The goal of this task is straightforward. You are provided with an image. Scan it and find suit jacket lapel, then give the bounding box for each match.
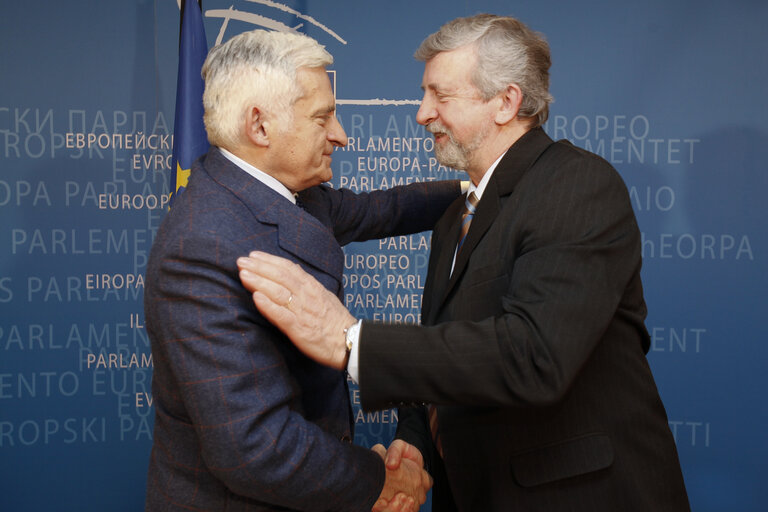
[422,197,464,323]
[430,128,555,312]
[269,201,344,281]
[203,148,343,280]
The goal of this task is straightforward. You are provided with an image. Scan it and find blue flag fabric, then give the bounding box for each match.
[170,0,209,206]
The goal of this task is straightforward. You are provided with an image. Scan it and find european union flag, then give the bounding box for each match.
[170,0,209,206]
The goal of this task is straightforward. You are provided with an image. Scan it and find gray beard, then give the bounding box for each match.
[429,123,487,171]
[434,137,470,170]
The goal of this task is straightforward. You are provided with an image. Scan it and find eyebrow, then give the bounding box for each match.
[422,83,455,95]
[312,105,336,118]
[422,83,482,100]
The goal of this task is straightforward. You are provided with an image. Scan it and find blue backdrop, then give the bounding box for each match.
[1,1,766,510]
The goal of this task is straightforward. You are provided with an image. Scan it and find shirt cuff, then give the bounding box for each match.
[346,319,362,383]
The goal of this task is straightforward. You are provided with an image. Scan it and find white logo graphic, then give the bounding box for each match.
[179,0,420,106]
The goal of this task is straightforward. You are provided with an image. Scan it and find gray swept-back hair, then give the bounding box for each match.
[201,30,332,149]
[415,14,553,127]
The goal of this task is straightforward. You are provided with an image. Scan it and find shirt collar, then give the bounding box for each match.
[468,151,506,200]
[219,147,296,204]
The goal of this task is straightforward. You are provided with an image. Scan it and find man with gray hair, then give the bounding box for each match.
[144,29,457,511]
[237,14,691,511]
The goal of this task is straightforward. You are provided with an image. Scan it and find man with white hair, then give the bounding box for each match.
[144,29,454,511]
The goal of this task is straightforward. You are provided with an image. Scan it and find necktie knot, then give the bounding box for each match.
[463,191,479,216]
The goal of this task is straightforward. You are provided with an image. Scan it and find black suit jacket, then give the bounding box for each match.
[358,128,690,511]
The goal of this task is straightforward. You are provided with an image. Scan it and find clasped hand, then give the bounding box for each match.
[372,440,432,512]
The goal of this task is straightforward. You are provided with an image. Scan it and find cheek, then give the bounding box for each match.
[439,108,464,133]
[453,114,485,140]
[313,131,328,160]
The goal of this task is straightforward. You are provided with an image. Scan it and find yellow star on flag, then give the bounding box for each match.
[176,162,191,191]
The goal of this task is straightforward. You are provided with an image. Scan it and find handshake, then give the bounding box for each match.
[371,440,433,512]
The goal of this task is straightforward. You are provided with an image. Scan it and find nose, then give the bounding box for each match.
[328,115,347,148]
[415,92,436,126]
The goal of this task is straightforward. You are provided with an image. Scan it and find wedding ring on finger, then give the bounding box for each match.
[286,294,294,309]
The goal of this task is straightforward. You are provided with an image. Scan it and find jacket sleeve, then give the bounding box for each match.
[146,228,384,511]
[394,405,440,474]
[299,180,462,245]
[357,151,646,411]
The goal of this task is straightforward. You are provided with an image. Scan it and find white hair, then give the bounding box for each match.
[201,30,332,148]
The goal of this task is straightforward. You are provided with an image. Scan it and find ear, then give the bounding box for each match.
[244,106,270,147]
[495,84,523,125]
